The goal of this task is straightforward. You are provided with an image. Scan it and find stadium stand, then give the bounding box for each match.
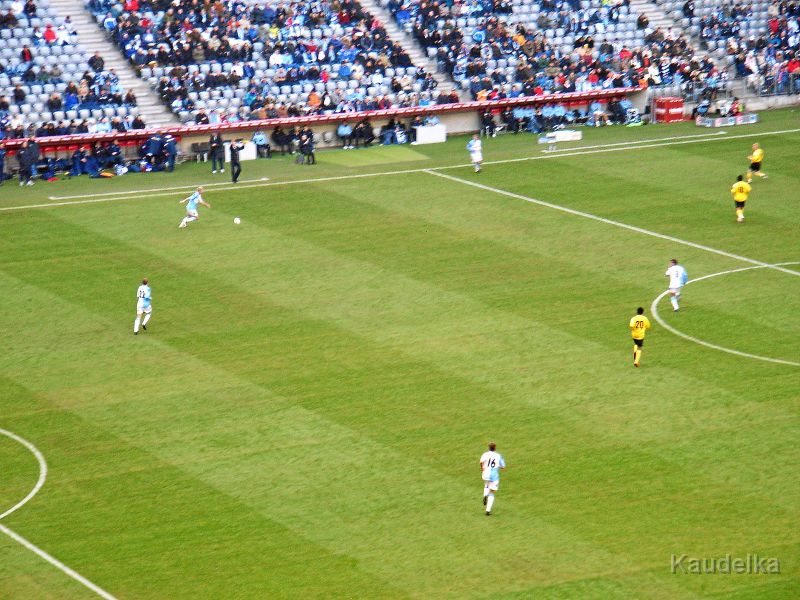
[661,0,800,96]
[85,0,453,124]
[0,0,146,140]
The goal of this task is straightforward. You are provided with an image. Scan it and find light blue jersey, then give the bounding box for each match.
[136,284,151,308]
[186,191,202,212]
[467,139,481,153]
[480,451,505,482]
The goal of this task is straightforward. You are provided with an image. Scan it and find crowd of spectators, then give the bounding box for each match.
[0,1,145,140]
[89,0,456,123]
[725,1,800,94]
[387,0,721,103]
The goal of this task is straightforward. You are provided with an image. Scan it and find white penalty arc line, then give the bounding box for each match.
[425,170,800,279]
[5,124,798,211]
[0,428,47,521]
[0,429,119,600]
[650,262,800,366]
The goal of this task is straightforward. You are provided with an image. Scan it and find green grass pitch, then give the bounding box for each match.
[0,108,798,599]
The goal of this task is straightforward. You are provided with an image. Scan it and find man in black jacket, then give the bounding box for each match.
[229,138,244,183]
[17,140,34,186]
[209,131,224,173]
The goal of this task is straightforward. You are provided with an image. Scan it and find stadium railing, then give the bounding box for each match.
[2,88,642,157]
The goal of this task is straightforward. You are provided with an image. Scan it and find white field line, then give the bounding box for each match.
[49,176,270,200]
[545,130,727,153]
[650,263,800,366]
[0,429,47,521]
[0,524,119,600]
[3,124,795,211]
[46,129,730,201]
[0,428,119,600]
[425,170,800,279]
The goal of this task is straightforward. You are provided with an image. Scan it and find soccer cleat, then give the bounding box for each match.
[485,511,491,516]
[134,331,138,335]
[142,324,147,331]
[212,170,217,174]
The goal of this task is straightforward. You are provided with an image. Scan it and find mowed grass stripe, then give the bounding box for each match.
[0,229,659,597]
[0,209,752,596]
[34,180,796,588]
[1,115,797,598]
[0,276,414,599]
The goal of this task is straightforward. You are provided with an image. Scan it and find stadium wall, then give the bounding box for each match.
[3,88,646,159]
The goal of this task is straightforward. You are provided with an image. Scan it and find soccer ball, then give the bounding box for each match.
[233,217,241,225]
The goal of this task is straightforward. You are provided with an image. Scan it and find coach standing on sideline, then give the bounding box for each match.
[230,138,244,183]
[209,131,224,174]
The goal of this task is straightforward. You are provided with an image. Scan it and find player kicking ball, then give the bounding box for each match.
[665,258,688,312]
[467,134,483,173]
[178,186,211,228]
[480,442,506,516]
[629,307,651,367]
[134,278,152,335]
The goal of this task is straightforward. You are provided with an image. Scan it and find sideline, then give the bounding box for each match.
[0,124,795,211]
[649,263,800,366]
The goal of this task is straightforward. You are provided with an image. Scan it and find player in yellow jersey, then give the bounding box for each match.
[731,175,751,222]
[746,143,767,183]
[629,307,651,367]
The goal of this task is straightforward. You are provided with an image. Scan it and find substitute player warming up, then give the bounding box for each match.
[134,278,152,335]
[179,187,211,228]
[629,307,651,367]
[480,442,506,516]
[731,175,751,223]
[665,258,688,312]
[746,143,767,183]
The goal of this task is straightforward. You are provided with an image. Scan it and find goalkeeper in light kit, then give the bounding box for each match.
[731,175,751,223]
[746,143,767,183]
[629,307,651,367]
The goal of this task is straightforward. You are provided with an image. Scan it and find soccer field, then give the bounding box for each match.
[1,109,798,599]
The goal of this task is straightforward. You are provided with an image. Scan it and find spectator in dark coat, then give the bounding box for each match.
[209,131,224,173]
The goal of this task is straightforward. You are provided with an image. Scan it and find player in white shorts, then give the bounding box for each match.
[480,442,506,516]
[664,258,688,312]
[467,134,483,173]
[134,278,152,335]
[179,186,211,228]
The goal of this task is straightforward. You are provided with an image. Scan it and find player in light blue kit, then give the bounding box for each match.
[665,258,689,312]
[466,134,483,173]
[480,442,506,516]
[178,186,211,228]
[134,277,152,335]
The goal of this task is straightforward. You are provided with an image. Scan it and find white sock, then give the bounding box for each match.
[483,485,490,498]
[134,316,141,333]
[671,295,679,310]
[486,495,495,512]
[179,217,187,227]
[142,313,151,326]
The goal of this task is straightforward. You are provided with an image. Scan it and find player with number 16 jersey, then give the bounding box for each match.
[480,442,506,516]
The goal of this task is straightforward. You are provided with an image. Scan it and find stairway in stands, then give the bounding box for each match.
[48,0,178,128]
[357,0,469,100]
[628,0,678,33]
